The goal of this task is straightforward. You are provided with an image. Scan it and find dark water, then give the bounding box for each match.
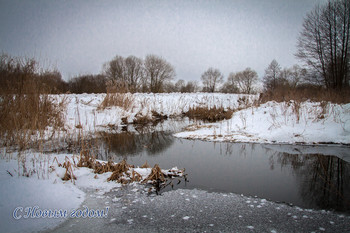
[95,123,350,213]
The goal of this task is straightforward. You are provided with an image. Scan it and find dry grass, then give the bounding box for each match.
[98,80,134,111]
[77,147,96,169]
[98,93,135,111]
[76,149,142,184]
[75,148,186,194]
[0,55,66,151]
[0,87,66,150]
[291,101,301,123]
[142,164,165,183]
[142,164,188,194]
[133,113,153,125]
[52,156,77,182]
[184,106,234,122]
[260,86,350,104]
[106,160,133,182]
[141,160,151,168]
[151,111,168,120]
[61,157,77,181]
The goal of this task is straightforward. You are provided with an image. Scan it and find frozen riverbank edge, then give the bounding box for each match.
[1,93,350,232]
[48,93,349,146]
[1,151,350,233]
[0,152,183,233]
[46,186,350,233]
[174,101,350,146]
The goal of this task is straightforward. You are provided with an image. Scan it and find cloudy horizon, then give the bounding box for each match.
[0,0,326,81]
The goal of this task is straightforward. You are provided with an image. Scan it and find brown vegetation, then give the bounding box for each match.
[98,93,134,111]
[184,106,234,122]
[0,54,66,149]
[67,74,107,94]
[132,114,153,125]
[260,85,350,104]
[75,150,185,193]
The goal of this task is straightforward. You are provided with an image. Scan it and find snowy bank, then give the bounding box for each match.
[0,152,183,233]
[52,93,257,134]
[0,153,85,233]
[175,101,350,145]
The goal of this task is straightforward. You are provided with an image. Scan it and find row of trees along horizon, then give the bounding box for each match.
[0,0,349,99]
[0,53,306,94]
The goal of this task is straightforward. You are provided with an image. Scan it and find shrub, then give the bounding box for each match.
[184,106,233,122]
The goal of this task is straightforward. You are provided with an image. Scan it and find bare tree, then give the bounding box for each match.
[175,79,185,92]
[263,59,282,91]
[273,65,308,88]
[220,74,239,93]
[103,55,145,92]
[229,67,258,94]
[296,0,350,90]
[124,56,144,92]
[68,74,107,94]
[144,54,175,93]
[201,68,224,92]
[39,69,67,93]
[183,81,200,93]
[103,55,125,82]
[286,65,307,88]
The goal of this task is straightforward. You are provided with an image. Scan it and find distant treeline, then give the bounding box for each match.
[0,52,349,103]
[0,53,195,94]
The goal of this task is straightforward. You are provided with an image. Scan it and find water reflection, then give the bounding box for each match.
[95,124,350,212]
[280,154,350,211]
[304,155,350,211]
[264,144,350,211]
[98,131,174,160]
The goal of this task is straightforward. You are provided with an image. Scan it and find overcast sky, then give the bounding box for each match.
[0,0,326,81]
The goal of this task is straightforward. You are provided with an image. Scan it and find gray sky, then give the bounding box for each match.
[0,0,325,81]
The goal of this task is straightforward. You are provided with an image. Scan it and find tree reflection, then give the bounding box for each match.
[98,131,174,160]
[301,155,350,211]
[270,152,350,212]
[144,132,174,155]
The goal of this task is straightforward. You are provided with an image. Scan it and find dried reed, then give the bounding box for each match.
[184,106,234,122]
[98,93,134,111]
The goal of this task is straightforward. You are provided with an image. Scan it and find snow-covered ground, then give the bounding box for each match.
[52,93,349,145]
[0,153,82,233]
[0,152,183,233]
[53,93,257,134]
[175,101,350,145]
[2,152,349,233]
[1,93,350,232]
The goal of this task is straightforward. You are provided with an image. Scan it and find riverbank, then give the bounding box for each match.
[0,152,184,233]
[2,151,349,233]
[1,93,350,232]
[56,93,350,145]
[175,101,350,145]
